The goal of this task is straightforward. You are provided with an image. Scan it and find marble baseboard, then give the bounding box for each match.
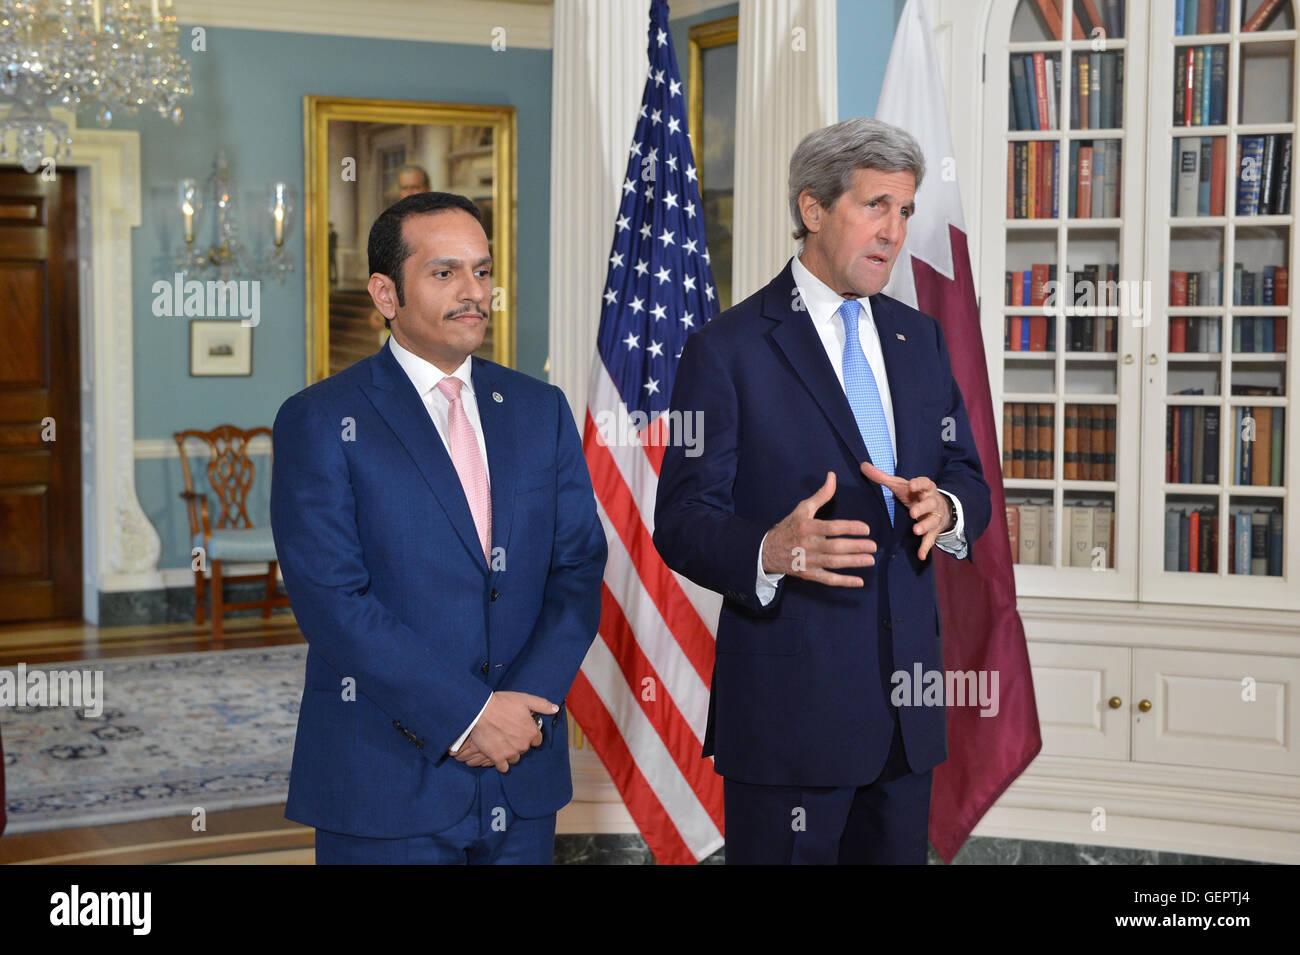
[552,834,1266,865]
[99,580,292,626]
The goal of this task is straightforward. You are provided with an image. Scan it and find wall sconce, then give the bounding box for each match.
[174,152,295,282]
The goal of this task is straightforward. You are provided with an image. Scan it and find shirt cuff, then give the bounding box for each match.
[450,693,492,753]
[756,530,786,607]
[935,488,968,558]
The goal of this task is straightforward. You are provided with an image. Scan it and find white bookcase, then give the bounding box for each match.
[981,0,1298,610]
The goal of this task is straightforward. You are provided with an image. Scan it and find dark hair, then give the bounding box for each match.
[368,191,482,327]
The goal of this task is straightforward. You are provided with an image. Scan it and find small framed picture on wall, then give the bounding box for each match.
[190,320,253,376]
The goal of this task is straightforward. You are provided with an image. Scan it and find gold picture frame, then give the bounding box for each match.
[688,16,738,310]
[687,15,738,198]
[303,96,518,383]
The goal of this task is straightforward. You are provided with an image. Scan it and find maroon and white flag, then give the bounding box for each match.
[878,0,1042,863]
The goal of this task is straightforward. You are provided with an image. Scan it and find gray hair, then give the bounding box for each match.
[788,118,925,240]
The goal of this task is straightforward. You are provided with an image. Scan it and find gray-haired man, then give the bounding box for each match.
[653,117,991,864]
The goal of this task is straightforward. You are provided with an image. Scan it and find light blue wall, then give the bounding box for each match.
[116,27,551,570]
[837,0,906,119]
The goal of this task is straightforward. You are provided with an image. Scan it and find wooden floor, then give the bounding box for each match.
[0,613,312,864]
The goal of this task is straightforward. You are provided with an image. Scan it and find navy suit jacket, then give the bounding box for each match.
[653,261,990,787]
[270,343,606,837]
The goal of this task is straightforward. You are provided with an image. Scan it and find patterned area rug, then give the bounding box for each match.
[0,645,305,834]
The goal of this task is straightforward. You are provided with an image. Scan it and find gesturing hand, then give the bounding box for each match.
[860,462,953,561]
[467,691,552,773]
[760,471,877,587]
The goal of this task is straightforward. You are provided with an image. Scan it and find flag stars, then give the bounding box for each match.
[705,285,715,301]
[616,214,631,232]
[644,184,655,202]
[659,228,675,247]
[654,68,665,86]
[683,238,698,255]
[629,295,645,314]
[667,116,681,135]
[629,140,642,157]
[634,258,649,276]
[639,104,647,118]
[685,164,697,183]
[640,222,653,240]
[650,303,667,321]
[610,251,625,269]
[669,78,681,97]
[683,274,696,293]
[656,27,667,47]
[702,248,710,264]
[681,311,695,328]
[654,265,671,285]
[648,340,664,358]
[644,377,661,395]
[622,178,636,195]
[603,288,618,306]
[664,191,678,210]
[623,332,640,351]
[684,201,696,219]
[666,155,678,173]
[651,108,662,126]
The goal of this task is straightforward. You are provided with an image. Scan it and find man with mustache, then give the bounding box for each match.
[271,191,606,864]
[654,118,991,864]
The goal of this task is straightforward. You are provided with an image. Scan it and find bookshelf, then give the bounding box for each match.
[983,0,1298,610]
[985,0,1146,599]
[1141,0,1298,606]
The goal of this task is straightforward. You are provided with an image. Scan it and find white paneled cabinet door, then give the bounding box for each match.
[1027,641,1131,759]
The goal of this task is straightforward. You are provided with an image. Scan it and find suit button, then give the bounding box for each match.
[481,661,489,675]
[881,619,893,631]
[393,719,402,731]
[490,588,500,601]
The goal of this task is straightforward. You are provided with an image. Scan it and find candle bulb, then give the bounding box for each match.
[92,0,100,31]
[273,204,285,246]
[182,201,194,243]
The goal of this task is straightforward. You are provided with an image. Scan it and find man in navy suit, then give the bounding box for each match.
[654,118,990,864]
[271,192,606,864]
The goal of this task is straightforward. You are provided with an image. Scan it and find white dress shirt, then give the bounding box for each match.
[387,335,492,752]
[755,252,967,605]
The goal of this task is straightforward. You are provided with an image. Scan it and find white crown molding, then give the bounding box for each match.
[173,0,553,49]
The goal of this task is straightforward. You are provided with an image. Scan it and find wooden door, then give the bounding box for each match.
[0,168,81,622]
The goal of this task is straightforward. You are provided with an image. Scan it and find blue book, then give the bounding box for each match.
[1024,56,1039,131]
[1240,406,1254,484]
[1178,512,1190,571]
[1268,511,1283,576]
[1179,405,1194,482]
[1243,313,1255,350]
[1210,47,1226,125]
[1198,137,1213,214]
[1197,47,1210,125]
[1238,137,1266,214]
[1069,140,1079,217]
[1011,55,1031,130]
[1263,265,1275,305]
[1092,145,1106,218]
[1023,271,1032,306]
[1176,0,1185,36]
[1052,141,1060,218]
[1186,0,1198,34]
[1262,317,1275,353]
[1234,511,1251,574]
[1021,313,1031,349]
[1214,0,1228,33]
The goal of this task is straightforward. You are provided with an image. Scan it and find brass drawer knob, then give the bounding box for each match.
[1108,696,1122,709]
[1138,699,1152,713]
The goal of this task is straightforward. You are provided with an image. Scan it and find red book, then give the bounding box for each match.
[1033,52,1050,130]
[1039,141,1052,218]
[1243,0,1285,32]
[1029,315,1048,350]
[1210,137,1226,215]
[1010,315,1024,348]
[1170,271,1188,306]
[1184,49,1195,125]
[1170,316,1187,352]
[1012,272,1024,306]
[1276,317,1287,352]
[1188,510,1200,570]
[1031,263,1050,306]
[1077,146,1093,217]
[1199,0,1213,33]
[1275,266,1288,305]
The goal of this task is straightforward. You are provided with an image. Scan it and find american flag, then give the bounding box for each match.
[567,0,725,865]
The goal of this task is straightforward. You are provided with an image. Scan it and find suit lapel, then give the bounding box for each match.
[471,357,516,565]
[360,344,487,571]
[765,263,893,523]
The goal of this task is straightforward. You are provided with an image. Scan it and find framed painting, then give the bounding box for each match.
[688,15,737,311]
[303,96,517,382]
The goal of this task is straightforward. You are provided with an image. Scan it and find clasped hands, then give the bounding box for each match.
[449,690,557,773]
[760,463,953,585]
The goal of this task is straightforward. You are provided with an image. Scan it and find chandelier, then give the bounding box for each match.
[0,0,191,173]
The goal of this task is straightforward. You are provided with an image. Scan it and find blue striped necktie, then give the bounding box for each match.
[838,298,895,524]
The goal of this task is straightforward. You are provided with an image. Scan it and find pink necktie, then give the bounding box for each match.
[436,377,491,562]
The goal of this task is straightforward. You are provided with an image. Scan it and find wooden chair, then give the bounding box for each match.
[174,424,289,641]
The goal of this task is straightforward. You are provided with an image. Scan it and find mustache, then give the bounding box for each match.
[445,305,489,321]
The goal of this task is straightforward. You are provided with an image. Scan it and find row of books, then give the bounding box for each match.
[1237,135,1293,215]
[1001,403,1117,480]
[1176,0,1289,34]
[1011,52,1126,132]
[1007,501,1115,568]
[1170,268,1222,306]
[1232,404,1286,486]
[1004,140,1123,218]
[1172,46,1227,126]
[1232,264,1289,305]
[1027,0,1125,40]
[1005,264,1121,306]
[1168,315,1290,351]
[1171,137,1226,216]
[1004,315,1122,353]
[1166,406,1221,484]
[1163,505,1283,575]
